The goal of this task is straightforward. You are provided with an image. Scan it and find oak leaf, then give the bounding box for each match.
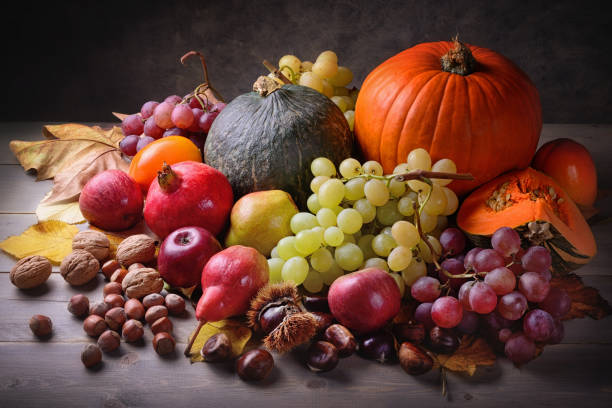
[435,336,496,376]
[551,273,612,320]
[186,319,252,363]
[0,220,79,265]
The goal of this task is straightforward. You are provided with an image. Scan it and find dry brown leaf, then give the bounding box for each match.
[186,319,252,363]
[551,273,612,320]
[0,220,79,265]
[112,112,130,121]
[435,336,496,376]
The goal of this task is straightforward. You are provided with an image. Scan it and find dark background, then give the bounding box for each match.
[3,0,611,122]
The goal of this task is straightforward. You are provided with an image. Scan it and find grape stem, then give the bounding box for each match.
[181,51,225,103]
[342,170,473,184]
[262,60,292,84]
[279,65,298,83]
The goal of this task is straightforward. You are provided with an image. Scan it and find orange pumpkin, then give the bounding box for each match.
[354,39,542,195]
[532,138,597,207]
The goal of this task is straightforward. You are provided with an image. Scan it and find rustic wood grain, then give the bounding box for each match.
[0,124,611,407]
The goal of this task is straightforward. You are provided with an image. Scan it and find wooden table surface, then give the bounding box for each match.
[1,123,611,408]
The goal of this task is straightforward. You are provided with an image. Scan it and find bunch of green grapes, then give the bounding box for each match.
[274,51,358,130]
[267,148,460,295]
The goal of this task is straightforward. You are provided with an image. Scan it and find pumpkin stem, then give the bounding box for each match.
[262,60,292,84]
[253,76,283,97]
[181,51,225,102]
[157,162,181,193]
[440,36,477,76]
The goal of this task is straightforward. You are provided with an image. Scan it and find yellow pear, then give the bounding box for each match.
[225,190,298,256]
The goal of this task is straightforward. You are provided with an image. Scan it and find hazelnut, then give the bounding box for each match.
[10,255,52,289]
[101,260,120,280]
[128,263,145,271]
[122,268,164,299]
[89,302,110,318]
[201,333,231,362]
[81,344,102,368]
[124,298,145,320]
[165,294,186,316]
[105,307,127,331]
[122,319,144,342]
[399,342,433,375]
[306,341,339,372]
[97,330,121,352]
[153,332,175,355]
[151,317,173,335]
[29,314,52,337]
[103,282,123,297]
[236,349,274,381]
[83,315,108,337]
[67,294,90,317]
[72,230,110,261]
[104,293,125,308]
[60,250,100,286]
[145,305,168,324]
[393,323,426,345]
[323,324,357,358]
[143,293,165,309]
[110,268,128,284]
[116,234,156,266]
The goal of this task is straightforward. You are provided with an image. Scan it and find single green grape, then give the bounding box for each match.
[278,55,301,79]
[323,226,344,247]
[337,208,363,234]
[317,50,338,64]
[362,160,383,176]
[270,246,279,258]
[391,220,419,248]
[307,194,322,214]
[389,179,406,198]
[394,163,410,174]
[441,187,459,215]
[310,247,334,273]
[311,157,336,177]
[339,158,362,178]
[371,234,397,257]
[389,272,406,297]
[310,175,330,194]
[407,148,431,171]
[329,66,353,87]
[344,110,355,131]
[431,158,457,186]
[299,72,324,93]
[364,179,389,207]
[397,195,416,216]
[294,229,322,255]
[401,258,427,286]
[353,198,376,223]
[419,211,437,233]
[334,243,363,271]
[387,246,413,272]
[281,256,309,285]
[364,257,389,272]
[381,226,393,235]
[321,79,334,98]
[312,59,338,79]
[419,184,447,216]
[344,177,365,201]
[290,212,318,234]
[331,96,349,112]
[277,236,302,260]
[376,199,403,226]
[311,226,325,243]
[318,179,345,208]
[268,258,285,283]
[303,269,324,293]
[316,208,337,228]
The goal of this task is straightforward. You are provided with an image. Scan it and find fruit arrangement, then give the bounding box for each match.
[3,40,610,394]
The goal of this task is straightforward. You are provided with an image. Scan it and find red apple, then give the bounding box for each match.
[157,226,222,288]
[328,268,401,334]
[79,169,143,231]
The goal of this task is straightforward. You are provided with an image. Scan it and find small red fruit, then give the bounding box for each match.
[79,170,143,231]
[144,161,233,239]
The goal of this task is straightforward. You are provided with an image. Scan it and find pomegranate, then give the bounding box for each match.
[79,170,143,231]
[144,161,233,238]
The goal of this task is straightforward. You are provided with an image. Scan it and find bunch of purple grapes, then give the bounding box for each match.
[119,94,227,156]
[410,226,570,366]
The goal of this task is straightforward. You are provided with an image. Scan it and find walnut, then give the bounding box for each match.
[122,267,163,299]
[10,255,52,289]
[60,250,100,286]
[116,234,156,266]
[72,230,110,261]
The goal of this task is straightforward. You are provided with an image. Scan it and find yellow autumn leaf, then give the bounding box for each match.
[0,220,79,265]
[187,319,252,363]
[435,336,496,376]
[36,191,86,224]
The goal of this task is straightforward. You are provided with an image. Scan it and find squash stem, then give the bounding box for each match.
[440,36,477,76]
[262,60,292,84]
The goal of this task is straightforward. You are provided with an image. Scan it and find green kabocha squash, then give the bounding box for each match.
[204,77,353,207]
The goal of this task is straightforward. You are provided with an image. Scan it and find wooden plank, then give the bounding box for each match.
[0,341,610,408]
[0,166,52,213]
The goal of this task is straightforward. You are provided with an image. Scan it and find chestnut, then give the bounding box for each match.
[143,293,165,309]
[399,342,433,375]
[83,315,108,337]
[101,260,120,280]
[306,341,339,372]
[81,343,102,368]
[105,307,127,331]
[29,314,52,337]
[164,294,186,316]
[104,293,125,309]
[89,302,110,318]
[324,324,356,358]
[153,332,175,355]
[103,282,123,297]
[311,312,334,332]
[122,319,144,342]
[124,298,145,320]
[357,332,396,363]
[201,333,231,362]
[236,349,274,381]
[98,330,121,352]
[145,305,168,324]
[393,322,426,345]
[428,326,459,354]
[302,295,330,313]
[151,317,173,335]
[67,294,90,317]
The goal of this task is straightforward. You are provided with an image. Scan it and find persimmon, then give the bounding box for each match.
[532,138,597,207]
[128,136,202,192]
